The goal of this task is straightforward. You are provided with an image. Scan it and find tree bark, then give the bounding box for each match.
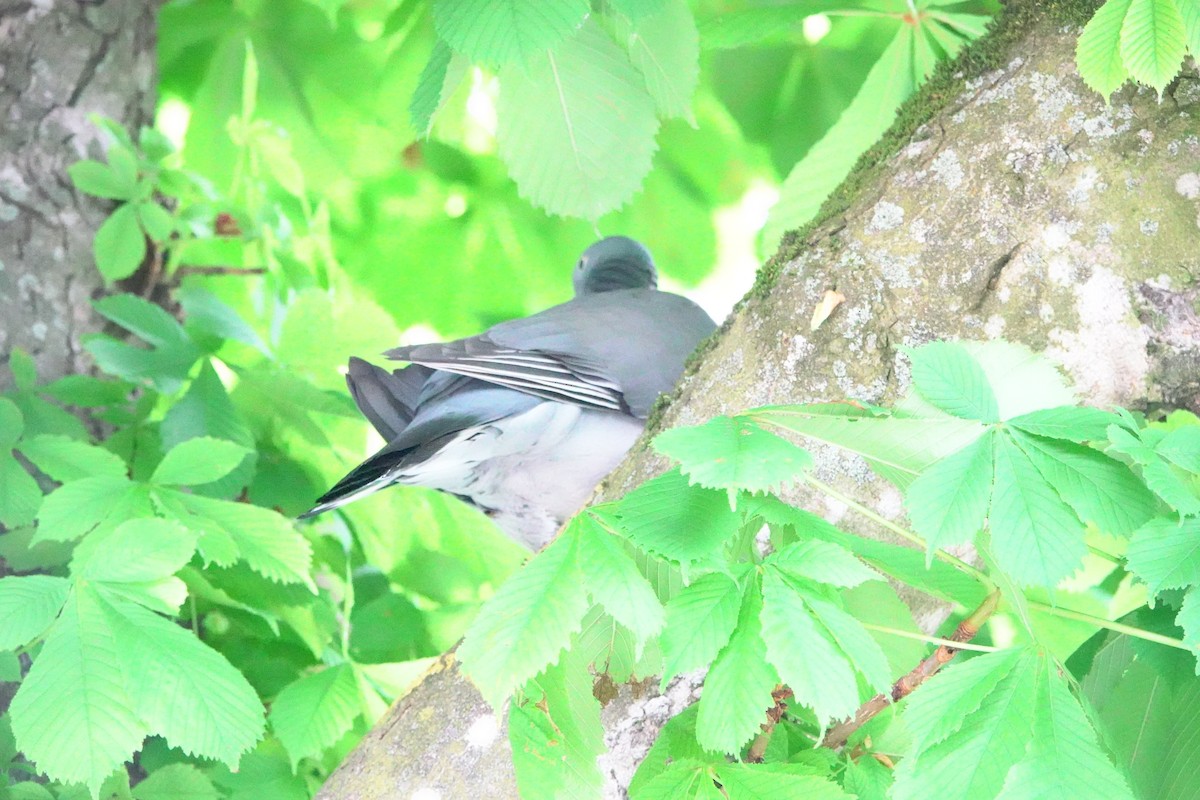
[0,0,157,390]
[328,2,1200,797]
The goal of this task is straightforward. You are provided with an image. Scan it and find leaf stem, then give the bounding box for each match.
[1026,601,1195,652]
[803,475,994,589]
[858,622,1001,653]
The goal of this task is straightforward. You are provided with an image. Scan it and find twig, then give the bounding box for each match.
[175,265,267,278]
[820,589,1000,750]
[746,686,794,763]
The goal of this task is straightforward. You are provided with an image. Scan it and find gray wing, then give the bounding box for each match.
[345,358,432,441]
[386,288,716,418]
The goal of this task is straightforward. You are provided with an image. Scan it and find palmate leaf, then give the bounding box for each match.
[431,0,588,68]
[509,647,604,800]
[10,586,147,795]
[632,759,722,800]
[618,0,699,123]
[459,531,591,706]
[1008,406,1123,443]
[574,514,664,643]
[613,468,741,564]
[100,591,264,765]
[907,341,1000,422]
[988,432,1087,587]
[17,434,127,482]
[654,416,812,495]
[1077,0,1135,97]
[759,570,858,730]
[269,664,361,769]
[85,294,200,393]
[761,24,916,252]
[497,18,659,220]
[33,475,146,544]
[660,571,744,681]
[695,577,779,754]
[71,517,198,583]
[131,763,220,800]
[1126,517,1200,595]
[893,648,1040,800]
[409,40,468,136]
[716,763,854,800]
[151,436,252,486]
[0,575,69,650]
[904,430,995,554]
[1013,430,1157,537]
[169,491,315,589]
[1120,0,1187,94]
[749,404,987,482]
[998,661,1136,800]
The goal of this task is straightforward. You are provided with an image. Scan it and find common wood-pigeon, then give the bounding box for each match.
[301,236,716,549]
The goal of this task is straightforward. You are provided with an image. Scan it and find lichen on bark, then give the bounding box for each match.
[0,0,156,390]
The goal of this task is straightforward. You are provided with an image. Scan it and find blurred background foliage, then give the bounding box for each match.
[2,0,1000,796]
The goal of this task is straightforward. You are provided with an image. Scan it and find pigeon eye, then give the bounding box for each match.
[576,259,584,271]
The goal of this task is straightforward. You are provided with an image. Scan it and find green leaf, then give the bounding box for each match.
[1179,586,1200,659]
[348,591,434,663]
[654,417,812,494]
[0,452,42,528]
[10,587,147,796]
[614,468,741,564]
[1008,406,1122,443]
[93,204,147,281]
[695,578,779,753]
[179,287,268,354]
[907,341,1000,422]
[759,569,858,729]
[988,432,1087,587]
[998,661,1136,799]
[904,431,995,554]
[68,159,136,200]
[34,475,139,543]
[1077,0,1134,97]
[749,404,987,483]
[0,575,69,650]
[748,494,986,607]
[409,40,468,136]
[767,540,881,589]
[432,0,588,67]
[152,436,252,486]
[17,434,127,482]
[697,3,831,49]
[662,568,744,681]
[41,374,134,408]
[86,294,200,392]
[1158,425,1200,473]
[762,25,916,252]
[632,759,723,800]
[1182,0,1200,55]
[716,762,854,800]
[955,340,1077,420]
[802,591,893,694]
[509,647,604,800]
[901,647,1025,751]
[575,514,665,643]
[71,518,197,583]
[101,592,264,765]
[1120,0,1187,93]
[8,347,36,389]
[893,649,1039,800]
[136,202,175,242]
[269,664,361,769]
[497,18,659,220]
[1013,430,1156,537]
[458,532,591,705]
[169,492,314,588]
[131,763,220,800]
[618,0,699,122]
[661,571,744,680]
[1127,517,1200,595]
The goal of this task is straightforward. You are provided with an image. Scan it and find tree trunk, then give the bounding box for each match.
[337,2,1200,798]
[0,0,157,390]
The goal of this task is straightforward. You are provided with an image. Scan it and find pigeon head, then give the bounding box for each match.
[572,236,657,296]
